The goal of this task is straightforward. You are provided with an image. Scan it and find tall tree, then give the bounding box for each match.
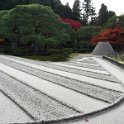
[51,0,61,7]
[63,2,73,18]
[72,0,81,20]
[0,0,15,10]
[98,4,109,25]
[54,3,73,19]
[104,15,124,28]
[0,0,74,19]
[82,0,96,24]
[0,0,29,10]
[29,0,50,5]
[0,10,8,44]
[108,10,116,19]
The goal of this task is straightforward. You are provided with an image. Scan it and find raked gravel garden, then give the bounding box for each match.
[0,55,124,124]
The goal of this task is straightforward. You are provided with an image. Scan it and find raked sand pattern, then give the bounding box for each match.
[0,55,123,123]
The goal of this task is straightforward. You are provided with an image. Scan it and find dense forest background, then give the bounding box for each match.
[0,0,124,61]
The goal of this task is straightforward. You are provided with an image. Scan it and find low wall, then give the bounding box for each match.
[103,56,124,69]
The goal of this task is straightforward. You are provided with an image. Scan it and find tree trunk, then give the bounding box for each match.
[12,41,17,54]
[34,42,39,55]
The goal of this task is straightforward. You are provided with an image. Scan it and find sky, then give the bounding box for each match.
[61,0,124,15]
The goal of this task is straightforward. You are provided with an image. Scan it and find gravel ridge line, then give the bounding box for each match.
[64,61,105,71]
[0,55,124,124]
[3,56,119,83]
[0,70,82,122]
[79,59,98,64]
[43,63,118,82]
[13,93,124,124]
[0,57,122,104]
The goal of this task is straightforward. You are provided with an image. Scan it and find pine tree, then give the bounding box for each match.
[72,0,81,20]
[82,0,96,24]
[0,4,74,55]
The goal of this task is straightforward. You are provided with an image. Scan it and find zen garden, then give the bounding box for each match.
[0,0,124,124]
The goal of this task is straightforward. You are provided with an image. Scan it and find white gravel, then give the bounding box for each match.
[52,62,109,75]
[94,57,124,84]
[0,57,122,103]
[0,91,32,123]
[63,102,124,124]
[0,70,81,121]
[4,56,119,83]
[0,63,109,113]
[62,57,124,124]
[0,55,122,92]
[0,55,123,123]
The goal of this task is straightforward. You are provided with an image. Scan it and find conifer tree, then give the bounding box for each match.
[98,4,109,25]
[82,0,96,24]
[72,0,81,20]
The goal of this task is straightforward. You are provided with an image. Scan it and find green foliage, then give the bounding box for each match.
[76,41,93,52]
[104,15,124,28]
[0,0,15,10]
[53,4,73,19]
[77,26,101,41]
[23,48,72,62]
[0,10,8,39]
[58,23,76,48]
[72,0,81,20]
[49,54,68,61]
[0,4,74,56]
[108,11,116,19]
[98,4,116,26]
[0,0,74,19]
[47,48,72,55]
[0,0,27,10]
[82,0,96,24]
[63,3,73,19]
[0,10,8,18]
[98,4,109,25]
[29,0,74,19]
[76,26,101,52]
[118,15,124,27]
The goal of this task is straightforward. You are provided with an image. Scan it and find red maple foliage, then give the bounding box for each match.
[92,27,124,45]
[60,18,82,30]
